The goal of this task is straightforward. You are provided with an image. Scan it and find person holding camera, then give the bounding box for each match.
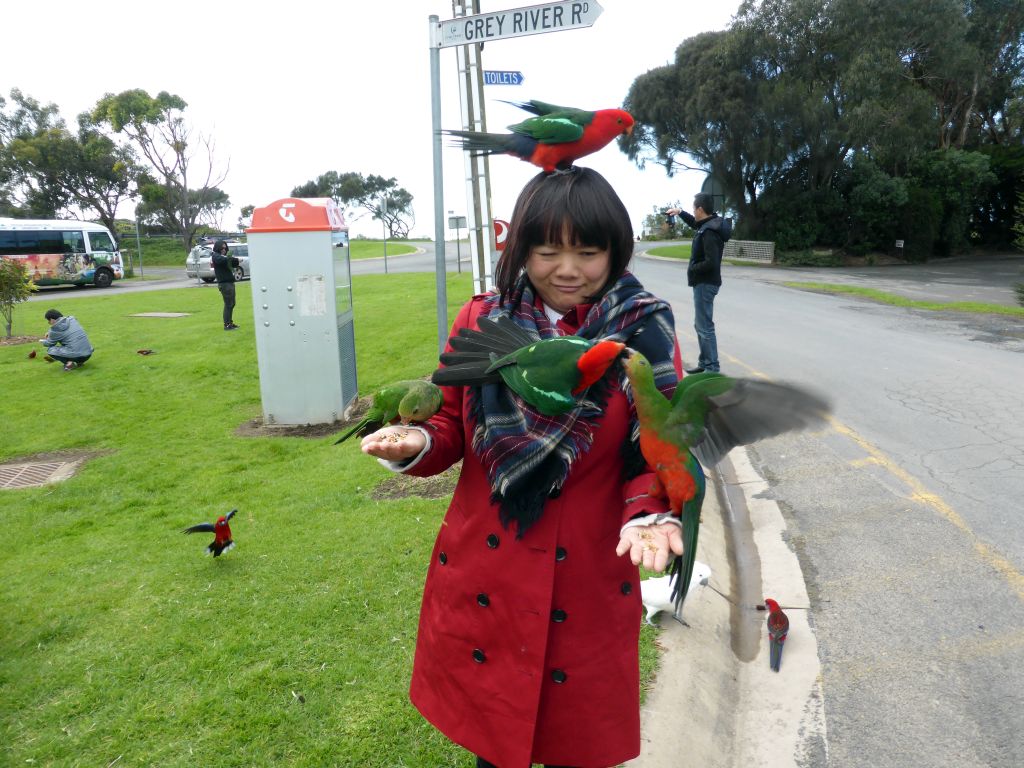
[210,240,240,330]
[665,192,732,373]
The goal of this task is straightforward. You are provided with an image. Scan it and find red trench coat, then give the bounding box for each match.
[405,297,681,768]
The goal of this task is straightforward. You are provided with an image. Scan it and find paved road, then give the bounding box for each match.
[631,253,1024,767]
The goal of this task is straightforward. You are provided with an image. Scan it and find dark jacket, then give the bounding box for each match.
[211,251,240,283]
[679,211,732,287]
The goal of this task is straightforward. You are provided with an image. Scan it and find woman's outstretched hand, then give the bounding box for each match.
[360,426,427,462]
[616,522,685,573]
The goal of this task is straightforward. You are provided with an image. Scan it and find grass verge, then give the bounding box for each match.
[785,281,1024,316]
[1,273,661,766]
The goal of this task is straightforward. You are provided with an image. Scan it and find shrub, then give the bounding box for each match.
[0,257,37,337]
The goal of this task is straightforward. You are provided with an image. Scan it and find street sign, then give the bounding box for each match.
[434,1,603,48]
[484,70,525,86]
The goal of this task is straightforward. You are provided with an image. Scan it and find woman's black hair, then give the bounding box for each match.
[494,167,634,303]
[213,239,228,254]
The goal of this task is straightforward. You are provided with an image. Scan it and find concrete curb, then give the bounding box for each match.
[626,447,826,767]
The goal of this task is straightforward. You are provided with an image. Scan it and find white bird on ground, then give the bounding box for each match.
[640,561,712,625]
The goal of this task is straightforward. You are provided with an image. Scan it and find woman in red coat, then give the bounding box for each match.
[362,167,683,768]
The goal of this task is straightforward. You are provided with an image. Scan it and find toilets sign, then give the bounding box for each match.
[434,1,603,48]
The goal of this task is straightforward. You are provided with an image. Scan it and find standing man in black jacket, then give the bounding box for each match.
[211,240,240,330]
[666,193,732,373]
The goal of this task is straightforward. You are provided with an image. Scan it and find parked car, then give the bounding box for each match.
[185,240,249,282]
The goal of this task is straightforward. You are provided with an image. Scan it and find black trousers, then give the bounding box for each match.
[218,281,236,326]
[476,756,577,768]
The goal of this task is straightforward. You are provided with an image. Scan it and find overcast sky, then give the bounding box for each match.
[2,0,739,239]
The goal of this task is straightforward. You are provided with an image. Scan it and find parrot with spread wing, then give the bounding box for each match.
[621,350,830,618]
[431,315,624,416]
[183,508,237,557]
[443,99,634,173]
[333,380,443,445]
[764,598,790,672]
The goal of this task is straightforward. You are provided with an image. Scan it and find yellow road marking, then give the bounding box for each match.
[719,351,1024,601]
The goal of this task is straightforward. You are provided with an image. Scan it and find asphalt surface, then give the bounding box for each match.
[631,250,1024,767]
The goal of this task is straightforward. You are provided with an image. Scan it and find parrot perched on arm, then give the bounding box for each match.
[764,598,790,672]
[443,99,634,173]
[183,509,237,557]
[431,315,625,416]
[620,349,831,617]
[333,380,443,445]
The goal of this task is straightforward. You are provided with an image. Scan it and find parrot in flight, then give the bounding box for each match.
[443,99,635,173]
[431,315,625,416]
[764,598,790,672]
[183,508,237,557]
[333,380,443,445]
[620,349,830,618]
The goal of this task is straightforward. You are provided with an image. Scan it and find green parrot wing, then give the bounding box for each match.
[668,375,831,468]
[508,112,588,144]
[492,336,592,415]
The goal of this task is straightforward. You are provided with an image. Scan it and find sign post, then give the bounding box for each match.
[428,1,605,352]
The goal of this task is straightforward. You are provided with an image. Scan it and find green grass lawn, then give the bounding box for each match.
[645,244,692,259]
[1,274,661,766]
[785,281,1024,316]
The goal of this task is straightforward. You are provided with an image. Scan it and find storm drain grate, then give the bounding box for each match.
[0,461,76,489]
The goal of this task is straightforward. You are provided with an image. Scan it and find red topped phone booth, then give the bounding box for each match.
[246,198,356,426]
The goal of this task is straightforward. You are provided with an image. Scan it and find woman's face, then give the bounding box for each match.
[525,236,612,315]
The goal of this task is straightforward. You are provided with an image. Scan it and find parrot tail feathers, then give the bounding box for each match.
[209,540,235,557]
[432,316,536,387]
[769,637,785,672]
[443,129,538,162]
[333,417,372,445]
[432,361,502,387]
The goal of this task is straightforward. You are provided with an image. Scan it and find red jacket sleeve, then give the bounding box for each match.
[400,298,485,478]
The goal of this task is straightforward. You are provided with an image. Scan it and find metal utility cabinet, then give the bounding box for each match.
[246,197,357,426]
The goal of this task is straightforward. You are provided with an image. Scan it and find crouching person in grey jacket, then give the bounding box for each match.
[41,309,94,371]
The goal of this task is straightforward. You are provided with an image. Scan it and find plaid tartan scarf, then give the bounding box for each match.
[467,271,677,537]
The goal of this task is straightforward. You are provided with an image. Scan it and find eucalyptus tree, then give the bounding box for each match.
[291,171,414,238]
[91,89,229,251]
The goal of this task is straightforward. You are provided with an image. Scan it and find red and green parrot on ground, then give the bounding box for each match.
[443,99,635,173]
[333,380,443,445]
[431,315,624,416]
[764,598,790,672]
[620,349,830,618]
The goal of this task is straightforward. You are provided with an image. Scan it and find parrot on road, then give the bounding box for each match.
[333,380,443,445]
[764,598,790,672]
[183,508,237,557]
[431,315,625,416]
[620,349,830,618]
[443,99,635,173]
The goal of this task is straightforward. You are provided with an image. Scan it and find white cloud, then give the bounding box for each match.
[1,0,738,238]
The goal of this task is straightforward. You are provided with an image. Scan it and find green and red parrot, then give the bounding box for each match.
[620,350,830,618]
[764,598,790,672]
[333,380,443,445]
[443,99,635,173]
[183,508,237,557]
[431,314,625,416]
